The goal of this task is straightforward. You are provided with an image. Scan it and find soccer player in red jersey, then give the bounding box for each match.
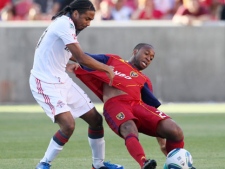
[67,43,194,169]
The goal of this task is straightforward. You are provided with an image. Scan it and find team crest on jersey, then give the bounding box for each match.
[116,112,125,120]
[130,71,138,77]
[56,100,65,108]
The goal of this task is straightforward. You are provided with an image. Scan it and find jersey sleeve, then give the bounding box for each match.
[85,53,110,63]
[80,53,110,71]
[53,16,78,45]
[141,82,161,108]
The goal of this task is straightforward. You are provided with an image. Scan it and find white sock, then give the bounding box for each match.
[40,138,63,163]
[88,137,105,168]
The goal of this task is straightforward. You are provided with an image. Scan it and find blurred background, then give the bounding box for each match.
[0,0,225,104]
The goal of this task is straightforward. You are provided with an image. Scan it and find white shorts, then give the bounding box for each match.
[29,74,94,122]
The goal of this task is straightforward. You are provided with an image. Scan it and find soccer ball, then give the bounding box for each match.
[163,148,193,169]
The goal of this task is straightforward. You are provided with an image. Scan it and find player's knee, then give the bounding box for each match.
[120,120,138,137]
[158,119,184,141]
[171,125,184,141]
[89,112,103,127]
[61,123,75,136]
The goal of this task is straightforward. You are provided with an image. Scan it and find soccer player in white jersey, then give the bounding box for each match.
[29,0,124,169]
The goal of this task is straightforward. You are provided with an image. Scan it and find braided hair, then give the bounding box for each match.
[52,0,95,20]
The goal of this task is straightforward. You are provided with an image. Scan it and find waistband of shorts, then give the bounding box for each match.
[104,94,138,106]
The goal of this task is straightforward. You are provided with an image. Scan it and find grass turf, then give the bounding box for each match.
[0,104,224,169]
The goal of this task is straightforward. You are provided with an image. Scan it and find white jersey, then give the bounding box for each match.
[31,15,78,83]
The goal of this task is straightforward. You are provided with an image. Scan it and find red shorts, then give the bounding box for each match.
[103,95,170,137]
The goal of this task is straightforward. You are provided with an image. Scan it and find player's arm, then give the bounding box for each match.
[66,43,114,86]
[85,53,109,64]
[141,83,161,108]
[69,56,77,62]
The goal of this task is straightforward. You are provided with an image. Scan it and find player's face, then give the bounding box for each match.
[72,10,95,31]
[133,46,155,70]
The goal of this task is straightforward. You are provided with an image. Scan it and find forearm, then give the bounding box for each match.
[74,53,109,72]
[67,43,109,73]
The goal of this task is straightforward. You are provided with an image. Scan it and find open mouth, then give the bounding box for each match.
[141,61,147,67]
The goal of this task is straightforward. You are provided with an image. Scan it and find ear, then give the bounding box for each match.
[133,49,138,55]
[72,10,79,18]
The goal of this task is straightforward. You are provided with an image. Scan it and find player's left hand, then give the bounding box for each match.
[66,63,80,73]
[107,65,114,86]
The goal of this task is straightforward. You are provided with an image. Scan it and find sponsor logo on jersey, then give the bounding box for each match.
[116,112,125,120]
[114,70,132,79]
[56,100,65,108]
[130,71,138,77]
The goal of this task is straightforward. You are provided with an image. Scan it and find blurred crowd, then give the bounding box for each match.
[0,0,225,25]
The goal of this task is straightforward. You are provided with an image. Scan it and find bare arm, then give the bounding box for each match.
[67,43,114,86]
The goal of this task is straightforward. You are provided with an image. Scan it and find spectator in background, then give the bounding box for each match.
[199,0,221,20]
[0,0,10,11]
[125,0,139,11]
[1,0,33,21]
[172,0,211,25]
[0,0,11,20]
[99,0,114,20]
[31,0,54,20]
[131,0,163,20]
[154,0,176,19]
[51,0,74,15]
[220,1,225,20]
[111,0,133,20]
[90,0,102,20]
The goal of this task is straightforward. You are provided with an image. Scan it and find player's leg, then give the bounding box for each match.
[68,81,124,169]
[156,118,184,154]
[80,108,105,169]
[37,112,75,166]
[134,103,184,155]
[103,95,154,169]
[29,75,75,169]
[81,107,124,169]
[120,120,152,168]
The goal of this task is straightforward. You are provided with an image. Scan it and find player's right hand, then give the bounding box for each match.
[105,65,115,86]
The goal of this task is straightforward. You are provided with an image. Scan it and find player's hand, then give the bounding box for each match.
[66,63,80,73]
[105,65,115,86]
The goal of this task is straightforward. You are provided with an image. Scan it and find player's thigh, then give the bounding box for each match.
[133,103,170,136]
[29,75,71,122]
[103,100,138,136]
[67,79,94,119]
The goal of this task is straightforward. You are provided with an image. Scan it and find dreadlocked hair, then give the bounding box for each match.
[52,0,95,20]
[133,43,154,50]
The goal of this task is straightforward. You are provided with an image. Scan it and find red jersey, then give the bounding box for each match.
[74,53,161,108]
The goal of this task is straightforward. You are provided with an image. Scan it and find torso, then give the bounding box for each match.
[103,83,127,103]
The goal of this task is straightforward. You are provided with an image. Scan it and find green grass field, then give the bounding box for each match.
[0,103,225,169]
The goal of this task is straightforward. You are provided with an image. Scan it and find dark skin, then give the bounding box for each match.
[56,10,114,138]
[121,45,183,155]
[66,45,183,156]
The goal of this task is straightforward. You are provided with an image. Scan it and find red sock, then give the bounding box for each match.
[166,138,184,154]
[125,134,146,167]
[53,130,69,146]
